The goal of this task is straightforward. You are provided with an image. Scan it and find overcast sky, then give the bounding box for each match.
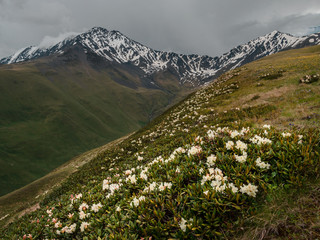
[1,0,320,58]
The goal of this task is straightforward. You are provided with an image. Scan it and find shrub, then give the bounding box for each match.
[299,73,319,84]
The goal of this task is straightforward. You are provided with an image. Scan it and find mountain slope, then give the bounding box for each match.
[1,27,320,85]
[1,45,320,238]
[1,28,320,196]
[0,45,194,196]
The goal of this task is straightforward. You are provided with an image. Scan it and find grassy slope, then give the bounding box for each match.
[1,45,320,238]
[209,46,320,127]
[0,58,192,196]
[0,133,131,229]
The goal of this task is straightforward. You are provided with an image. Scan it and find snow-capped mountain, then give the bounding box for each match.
[1,27,320,85]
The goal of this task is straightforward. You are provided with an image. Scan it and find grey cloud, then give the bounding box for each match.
[1,0,320,58]
[38,32,80,48]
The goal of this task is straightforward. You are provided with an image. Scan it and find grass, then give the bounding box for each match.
[1,45,320,239]
[233,177,320,239]
[0,54,193,196]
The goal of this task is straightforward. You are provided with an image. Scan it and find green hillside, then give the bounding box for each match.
[0,52,193,196]
[1,45,320,239]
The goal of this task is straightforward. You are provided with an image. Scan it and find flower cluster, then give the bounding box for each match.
[299,73,319,84]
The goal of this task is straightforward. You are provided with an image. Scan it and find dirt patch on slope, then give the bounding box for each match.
[233,85,296,108]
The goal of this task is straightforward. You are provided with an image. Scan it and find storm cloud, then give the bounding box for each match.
[0,0,320,58]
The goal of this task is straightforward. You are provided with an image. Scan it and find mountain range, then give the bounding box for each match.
[1,27,320,86]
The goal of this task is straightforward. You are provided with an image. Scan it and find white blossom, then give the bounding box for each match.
[91,203,103,213]
[255,157,270,169]
[226,141,234,150]
[188,146,202,156]
[250,135,272,145]
[230,130,240,138]
[235,140,247,152]
[126,174,137,184]
[234,152,247,163]
[61,223,77,234]
[159,182,172,191]
[240,183,258,197]
[282,132,292,137]
[79,203,89,212]
[80,222,89,232]
[228,183,239,193]
[179,218,187,232]
[207,154,217,167]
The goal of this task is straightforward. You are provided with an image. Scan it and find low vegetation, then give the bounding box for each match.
[0,56,192,196]
[1,45,320,239]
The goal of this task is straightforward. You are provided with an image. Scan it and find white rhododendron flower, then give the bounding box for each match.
[235,140,247,152]
[228,183,239,193]
[80,222,89,232]
[159,182,172,191]
[207,129,216,140]
[102,179,111,191]
[250,135,272,145]
[255,157,270,169]
[126,174,137,184]
[46,209,52,217]
[263,124,271,129]
[61,223,77,234]
[131,196,146,207]
[131,197,140,207]
[230,130,240,138]
[174,147,186,154]
[79,211,90,220]
[144,182,157,192]
[240,183,258,197]
[282,132,292,137]
[226,141,234,150]
[79,203,89,212]
[179,218,187,232]
[207,154,217,167]
[54,221,61,228]
[188,146,202,156]
[234,152,247,163]
[138,196,145,202]
[140,172,148,181]
[75,193,82,199]
[91,203,103,213]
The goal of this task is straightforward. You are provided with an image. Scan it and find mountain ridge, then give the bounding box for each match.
[1,27,320,86]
